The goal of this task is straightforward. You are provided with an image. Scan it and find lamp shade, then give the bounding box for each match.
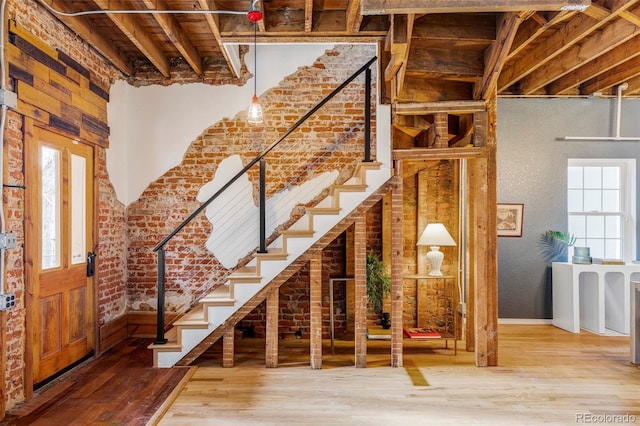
[417,223,456,247]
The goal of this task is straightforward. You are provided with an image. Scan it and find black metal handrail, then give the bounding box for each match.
[152,56,377,344]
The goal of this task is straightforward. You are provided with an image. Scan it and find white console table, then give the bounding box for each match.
[632,281,640,364]
[552,262,640,335]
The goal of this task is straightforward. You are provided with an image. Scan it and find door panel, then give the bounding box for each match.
[26,126,95,386]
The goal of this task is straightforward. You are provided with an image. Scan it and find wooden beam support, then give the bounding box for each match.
[305,0,314,32]
[345,0,364,33]
[395,100,487,115]
[361,0,591,15]
[310,253,323,370]
[475,12,527,100]
[354,215,367,368]
[471,96,498,367]
[384,15,414,83]
[394,147,487,160]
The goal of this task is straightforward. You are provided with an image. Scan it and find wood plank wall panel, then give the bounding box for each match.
[7,22,110,148]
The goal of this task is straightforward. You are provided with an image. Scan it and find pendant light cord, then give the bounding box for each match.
[254,22,257,96]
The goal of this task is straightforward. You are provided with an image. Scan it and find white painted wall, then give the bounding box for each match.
[106,44,335,206]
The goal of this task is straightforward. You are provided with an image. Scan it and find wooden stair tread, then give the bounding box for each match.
[307,207,341,215]
[255,249,288,260]
[332,184,367,191]
[280,229,314,237]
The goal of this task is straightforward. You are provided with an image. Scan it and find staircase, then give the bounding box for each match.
[150,155,392,367]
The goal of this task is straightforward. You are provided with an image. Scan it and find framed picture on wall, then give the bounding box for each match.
[497,203,524,237]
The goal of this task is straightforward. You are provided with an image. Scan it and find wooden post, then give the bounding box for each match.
[354,215,368,368]
[310,253,323,369]
[265,288,279,368]
[222,325,235,368]
[472,97,498,367]
[391,173,404,367]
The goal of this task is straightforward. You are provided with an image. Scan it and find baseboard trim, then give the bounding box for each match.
[99,314,128,353]
[498,318,553,325]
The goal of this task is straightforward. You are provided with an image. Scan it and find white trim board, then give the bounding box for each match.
[498,318,553,325]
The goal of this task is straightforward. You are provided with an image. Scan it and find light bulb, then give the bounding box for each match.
[247,94,263,126]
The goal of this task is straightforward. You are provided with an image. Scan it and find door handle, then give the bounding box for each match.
[87,252,96,277]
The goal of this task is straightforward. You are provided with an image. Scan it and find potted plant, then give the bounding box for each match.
[366,252,392,328]
[538,230,579,262]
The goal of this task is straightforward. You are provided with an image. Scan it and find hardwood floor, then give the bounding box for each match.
[3,325,639,425]
[3,338,194,426]
[160,325,640,425]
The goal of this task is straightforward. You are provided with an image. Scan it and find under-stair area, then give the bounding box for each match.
[150,157,393,367]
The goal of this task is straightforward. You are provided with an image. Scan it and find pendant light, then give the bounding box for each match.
[247,2,263,126]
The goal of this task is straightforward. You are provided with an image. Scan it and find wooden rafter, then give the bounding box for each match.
[518,5,640,94]
[497,1,638,92]
[93,0,171,77]
[549,35,640,94]
[361,0,591,15]
[475,12,527,100]
[40,0,132,75]
[345,0,363,33]
[142,0,203,76]
[507,10,574,60]
[384,15,413,82]
[195,0,242,78]
[580,53,640,95]
[305,0,313,32]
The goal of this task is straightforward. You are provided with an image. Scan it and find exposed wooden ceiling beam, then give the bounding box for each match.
[475,12,527,100]
[384,15,412,82]
[196,0,241,78]
[361,0,591,15]
[345,0,363,33]
[142,0,203,76]
[39,0,133,75]
[93,0,171,77]
[518,8,640,94]
[305,0,313,32]
[497,1,637,92]
[580,53,640,95]
[507,11,574,59]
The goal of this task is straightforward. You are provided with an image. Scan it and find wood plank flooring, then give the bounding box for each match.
[3,325,638,425]
[3,338,193,426]
[159,325,640,425]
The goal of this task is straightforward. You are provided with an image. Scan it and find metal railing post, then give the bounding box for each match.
[364,67,372,162]
[258,158,267,253]
[154,248,168,344]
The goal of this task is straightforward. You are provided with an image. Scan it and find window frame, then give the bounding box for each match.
[567,158,636,261]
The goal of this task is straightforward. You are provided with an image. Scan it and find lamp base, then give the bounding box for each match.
[426,246,444,276]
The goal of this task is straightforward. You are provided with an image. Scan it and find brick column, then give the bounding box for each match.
[265,288,279,368]
[354,214,367,368]
[391,174,404,367]
[432,112,449,148]
[222,325,235,368]
[310,253,323,369]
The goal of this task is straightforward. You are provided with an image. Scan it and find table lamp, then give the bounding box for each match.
[417,223,456,276]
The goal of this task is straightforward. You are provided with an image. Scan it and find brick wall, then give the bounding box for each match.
[127,44,378,313]
[2,0,123,410]
[403,160,459,327]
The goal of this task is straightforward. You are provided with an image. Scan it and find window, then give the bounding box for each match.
[567,159,636,261]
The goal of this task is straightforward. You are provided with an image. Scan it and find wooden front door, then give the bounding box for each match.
[26,126,95,387]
